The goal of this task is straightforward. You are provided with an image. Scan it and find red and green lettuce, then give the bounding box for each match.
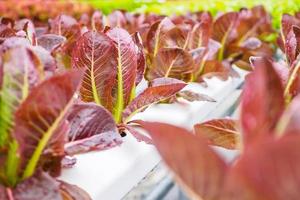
[0,47,90,198]
[70,27,188,144]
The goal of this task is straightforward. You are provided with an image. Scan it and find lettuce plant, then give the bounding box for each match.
[0,14,192,153]
[194,55,300,150]
[277,13,300,102]
[69,27,188,146]
[0,45,90,198]
[144,6,274,83]
[135,57,300,200]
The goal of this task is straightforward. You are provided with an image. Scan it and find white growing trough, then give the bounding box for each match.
[60,68,246,200]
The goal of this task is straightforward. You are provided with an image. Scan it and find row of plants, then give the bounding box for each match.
[137,13,300,200]
[0,3,298,199]
[2,0,300,28]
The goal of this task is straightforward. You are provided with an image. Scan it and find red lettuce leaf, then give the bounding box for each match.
[0,24,15,43]
[37,34,66,52]
[58,180,92,200]
[71,31,117,111]
[13,71,83,179]
[91,11,103,31]
[276,95,300,135]
[122,77,186,122]
[241,57,284,146]
[107,10,127,28]
[1,172,91,200]
[40,121,69,177]
[280,14,300,58]
[137,121,227,200]
[187,18,212,49]
[197,60,232,81]
[176,90,216,102]
[194,119,240,150]
[106,27,138,121]
[160,26,187,49]
[146,17,175,57]
[223,134,300,200]
[49,15,80,39]
[13,172,62,200]
[284,53,300,101]
[0,37,30,53]
[123,124,153,144]
[65,103,122,155]
[146,47,194,81]
[212,12,239,60]
[132,32,146,86]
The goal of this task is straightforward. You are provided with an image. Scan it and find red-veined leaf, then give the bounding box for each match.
[132,32,146,86]
[65,103,122,155]
[194,119,240,150]
[106,27,138,122]
[160,27,187,49]
[13,71,83,179]
[146,17,175,57]
[188,20,211,49]
[235,6,272,45]
[146,47,194,82]
[212,12,239,60]
[197,60,231,80]
[71,31,117,112]
[122,77,186,122]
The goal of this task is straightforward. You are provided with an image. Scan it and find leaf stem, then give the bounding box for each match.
[114,33,124,123]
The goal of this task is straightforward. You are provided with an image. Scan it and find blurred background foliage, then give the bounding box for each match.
[0,0,300,29]
[84,0,300,28]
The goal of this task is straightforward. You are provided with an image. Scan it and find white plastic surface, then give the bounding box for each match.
[60,69,246,200]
